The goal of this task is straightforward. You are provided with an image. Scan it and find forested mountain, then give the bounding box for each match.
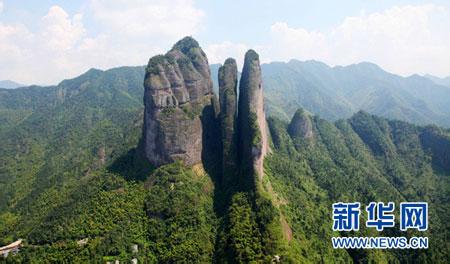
[424,74,450,87]
[0,38,448,263]
[0,65,146,209]
[5,59,446,131]
[0,66,148,261]
[0,81,24,89]
[0,67,145,133]
[261,60,450,127]
[267,110,450,262]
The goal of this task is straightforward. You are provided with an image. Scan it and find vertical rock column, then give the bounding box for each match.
[237,50,268,182]
[142,37,215,167]
[219,58,238,184]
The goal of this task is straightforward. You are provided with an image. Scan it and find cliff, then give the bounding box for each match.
[218,58,238,183]
[288,108,313,139]
[237,50,268,181]
[142,37,215,166]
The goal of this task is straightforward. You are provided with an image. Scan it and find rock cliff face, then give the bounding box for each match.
[288,108,313,139]
[142,37,215,166]
[142,38,268,183]
[219,58,238,182]
[237,50,268,180]
[140,38,285,261]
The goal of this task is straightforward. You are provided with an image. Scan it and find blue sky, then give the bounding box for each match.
[1,0,450,85]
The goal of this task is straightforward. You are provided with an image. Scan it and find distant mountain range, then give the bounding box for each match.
[2,60,450,128]
[0,80,25,89]
[212,60,450,127]
[263,60,450,127]
[424,74,450,87]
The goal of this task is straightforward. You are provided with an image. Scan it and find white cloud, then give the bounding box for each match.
[0,6,91,84]
[263,22,329,63]
[0,1,204,85]
[205,41,249,69]
[260,4,450,77]
[90,0,204,40]
[40,6,85,51]
[1,3,449,84]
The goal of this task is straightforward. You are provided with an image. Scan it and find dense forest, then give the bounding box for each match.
[0,59,449,263]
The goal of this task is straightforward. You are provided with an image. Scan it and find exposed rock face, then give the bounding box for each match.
[97,146,106,166]
[142,37,215,166]
[219,58,238,182]
[237,50,268,180]
[288,108,313,139]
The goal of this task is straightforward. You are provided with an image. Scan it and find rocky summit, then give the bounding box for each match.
[142,37,215,166]
[237,50,268,180]
[218,58,238,183]
[141,39,269,180]
[288,108,313,139]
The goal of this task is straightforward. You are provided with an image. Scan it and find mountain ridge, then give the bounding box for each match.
[2,60,449,132]
[0,80,25,89]
[261,59,450,127]
[424,74,450,87]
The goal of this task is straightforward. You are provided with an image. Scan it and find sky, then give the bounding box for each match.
[1,0,450,85]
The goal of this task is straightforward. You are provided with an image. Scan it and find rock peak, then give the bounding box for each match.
[171,36,200,53]
[219,57,238,184]
[244,49,259,61]
[141,37,215,166]
[223,57,237,66]
[292,108,306,119]
[219,58,238,95]
[238,49,268,182]
[288,108,313,139]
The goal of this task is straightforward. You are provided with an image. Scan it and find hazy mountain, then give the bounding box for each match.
[210,60,450,128]
[261,60,450,127]
[0,80,25,89]
[424,74,450,87]
[3,62,449,130]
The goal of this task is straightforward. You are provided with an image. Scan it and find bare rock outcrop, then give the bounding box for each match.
[142,37,215,166]
[288,108,313,139]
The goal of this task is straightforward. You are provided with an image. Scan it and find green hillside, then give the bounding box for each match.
[266,110,449,262]
[262,60,450,127]
[0,64,449,262]
[0,66,147,256]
